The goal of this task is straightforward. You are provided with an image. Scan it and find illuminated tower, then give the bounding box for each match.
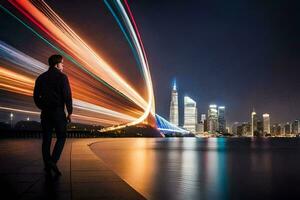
[218,106,226,133]
[208,104,218,133]
[183,96,197,132]
[263,113,270,134]
[251,111,257,136]
[169,80,179,126]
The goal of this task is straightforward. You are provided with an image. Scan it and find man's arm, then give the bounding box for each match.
[33,77,43,110]
[62,75,73,121]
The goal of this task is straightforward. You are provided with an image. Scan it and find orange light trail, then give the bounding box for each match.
[0,0,159,131]
[0,65,138,124]
[9,0,148,110]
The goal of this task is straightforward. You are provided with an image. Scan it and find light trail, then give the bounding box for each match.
[123,0,156,114]
[0,41,45,75]
[100,0,155,131]
[8,0,148,110]
[0,106,118,126]
[0,1,186,134]
[115,0,154,120]
[0,65,137,123]
[0,41,141,123]
[0,40,143,119]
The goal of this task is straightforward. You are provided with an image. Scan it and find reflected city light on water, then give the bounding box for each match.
[91,138,300,200]
[91,138,231,200]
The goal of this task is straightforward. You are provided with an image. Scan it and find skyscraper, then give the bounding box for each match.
[183,96,197,132]
[243,122,251,136]
[284,122,291,135]
[263,113,270,134]
[232,122,240,135]
[201,114,206,123]
[196,122,204,134]
[169,80,179,126]
[208,104,218,133]
[251,111,258,136]
[292,120,300,135]
[201,114,208,132]
[218,106,226,133]
[271,123,282,136]
[257,120,264,136]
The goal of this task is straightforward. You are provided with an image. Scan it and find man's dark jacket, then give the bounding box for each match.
[33,67,72,115]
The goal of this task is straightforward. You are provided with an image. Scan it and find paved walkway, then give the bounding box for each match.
[0,139,146,200]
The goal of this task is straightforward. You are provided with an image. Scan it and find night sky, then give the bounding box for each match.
[0,0,299,126]
[129,0,300,125]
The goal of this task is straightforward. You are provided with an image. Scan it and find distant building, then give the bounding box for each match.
[237,122,251,136]
[196,122,204,134]
[281,124,285,135]
[201,114,208,132]
[257,120,264,136]
[251,111,258,136]
[263,113,270,134]
[183,96,197,132]
[284,122,291,135]
[218,106,226,133]
[292,120,300,135]
[201,114,206,122]
[203,119,208,132]
[169,80,179,126]
[276,124,283,136]
[208,104,218,133]
[232,122,240,135]
[243,122,251,136]
[237,125,243,136]
[226,127,230,134]
[271,123,282,136]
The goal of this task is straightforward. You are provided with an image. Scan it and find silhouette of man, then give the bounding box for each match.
[33,54,72,176]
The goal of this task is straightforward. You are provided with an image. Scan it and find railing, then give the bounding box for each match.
[0,130,101,138]
[0,129,163,138]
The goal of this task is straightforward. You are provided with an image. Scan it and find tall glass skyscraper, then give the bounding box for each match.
[169,80,179,126]
[208,104,218,133]
[218,106,226,133]
[263,113,270,134]
[183,96,197,132]
[251,111,258,136]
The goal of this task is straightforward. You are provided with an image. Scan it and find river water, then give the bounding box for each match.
[91,138,300,200]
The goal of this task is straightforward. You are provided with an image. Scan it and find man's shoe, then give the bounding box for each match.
[44,166,51,174]
[49,161,62,176]
[44,165,52,175]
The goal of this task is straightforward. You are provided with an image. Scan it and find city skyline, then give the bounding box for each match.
[131,0,300,124]
[168,79,299,135]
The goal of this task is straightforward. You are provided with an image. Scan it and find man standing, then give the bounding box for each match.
[33,54,72,176]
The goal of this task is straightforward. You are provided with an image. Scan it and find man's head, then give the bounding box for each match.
[48,54,64,72]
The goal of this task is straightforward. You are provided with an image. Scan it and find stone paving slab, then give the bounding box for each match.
[0,139,146,200]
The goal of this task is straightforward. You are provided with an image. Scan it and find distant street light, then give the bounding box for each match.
[27,117,30,121]
[10,113,14,128]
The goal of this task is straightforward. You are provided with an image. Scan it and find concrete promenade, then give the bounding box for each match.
[0,139,146,200]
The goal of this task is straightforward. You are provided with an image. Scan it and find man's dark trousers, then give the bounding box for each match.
[41,108,67,165]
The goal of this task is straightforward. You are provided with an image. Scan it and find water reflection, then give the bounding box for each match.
[91,138,300,200]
